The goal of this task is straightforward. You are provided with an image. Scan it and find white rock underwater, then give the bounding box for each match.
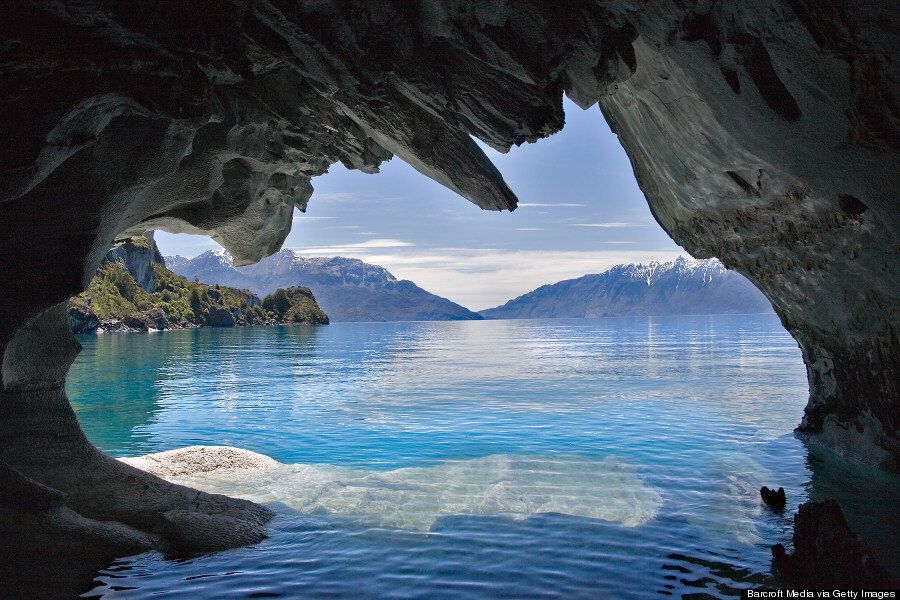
[123,446,664,532]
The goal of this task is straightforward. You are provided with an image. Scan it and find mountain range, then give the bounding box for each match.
[168,251,772,323]
[166,249,482,322]
[479,256,773,319]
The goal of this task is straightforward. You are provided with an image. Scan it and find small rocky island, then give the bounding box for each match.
[68,236,328,333]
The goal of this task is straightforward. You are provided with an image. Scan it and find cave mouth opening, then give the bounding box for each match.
[154,97,694,315]
[70,94,801,464]
[2,82,896,595]
[49,101,823,595]
[2,2,898,595]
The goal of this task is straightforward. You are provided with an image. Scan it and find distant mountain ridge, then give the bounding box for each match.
[167,249,482,322]
[480,257,773,319]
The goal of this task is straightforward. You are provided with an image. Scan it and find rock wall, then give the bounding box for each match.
[101,233,165,293]
[0,3,897,560]
[1,303,273,598]
[597,1,899,468]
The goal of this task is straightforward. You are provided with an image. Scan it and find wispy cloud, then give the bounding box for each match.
[515,227,543,231]
[518,202,585,208]
[571,222,637,228]
[311,191,399,203]
[310,192,357,203]
[292,215,336,221]
[290,238,415,254]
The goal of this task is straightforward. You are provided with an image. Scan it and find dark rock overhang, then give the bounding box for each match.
[2,0,898,462]
[0,5,898,595]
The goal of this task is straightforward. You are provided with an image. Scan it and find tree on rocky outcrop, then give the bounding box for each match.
[69,257,329,332]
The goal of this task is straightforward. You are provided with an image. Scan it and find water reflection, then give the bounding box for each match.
[68,332,172,455]
[67,315,898,598]
[69,325,325,456]
[803,443,900,573]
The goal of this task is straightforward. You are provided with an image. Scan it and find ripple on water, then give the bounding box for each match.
[69,316,898,598]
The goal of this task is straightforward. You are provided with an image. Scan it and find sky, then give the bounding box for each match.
[156,98,684,310]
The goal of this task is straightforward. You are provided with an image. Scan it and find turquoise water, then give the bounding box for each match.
[68,315,900,598]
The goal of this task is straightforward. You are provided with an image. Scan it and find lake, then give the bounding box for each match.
[68,315,900,598]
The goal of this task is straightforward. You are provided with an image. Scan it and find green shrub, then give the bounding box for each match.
[262,287,329,324]
[73,261,328,328]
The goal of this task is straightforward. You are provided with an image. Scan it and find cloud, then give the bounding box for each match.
[311,191,400,203]
[515,227,543,231]
[309,192,357,203]
[343,238,414,248]
[518,202,585,208]
[289,238,415,254]
[292,215,336,221]
[571,222,638,228]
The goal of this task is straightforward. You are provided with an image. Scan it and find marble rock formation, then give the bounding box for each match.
[772,500,896,587]
[101,232,166,293]
[0,0,898,575]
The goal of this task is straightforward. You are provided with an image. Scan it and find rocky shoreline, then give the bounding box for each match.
[69,284,329,334]
[68,305,302,334]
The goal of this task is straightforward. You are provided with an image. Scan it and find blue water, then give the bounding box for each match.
[68,315,900,598]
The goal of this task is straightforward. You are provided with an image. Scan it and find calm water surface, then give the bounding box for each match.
[68,315,900,598]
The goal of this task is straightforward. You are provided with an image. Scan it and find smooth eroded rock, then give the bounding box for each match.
[773,500,896,587]
[1,1,895,468]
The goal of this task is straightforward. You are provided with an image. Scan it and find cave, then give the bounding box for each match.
[1,1,898,596]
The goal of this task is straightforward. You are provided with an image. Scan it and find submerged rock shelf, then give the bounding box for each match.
[122,446,665,531]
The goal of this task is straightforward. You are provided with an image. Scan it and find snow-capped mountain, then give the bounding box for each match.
[166,249,481,322]
[479,256,773,319]
[163,255,190,271]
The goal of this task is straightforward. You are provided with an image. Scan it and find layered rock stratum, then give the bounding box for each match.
[0,2,898,595]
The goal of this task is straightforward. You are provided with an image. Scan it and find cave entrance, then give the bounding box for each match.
[159,99,685,309]
[3,3,898,596]
[61,101,882,598]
